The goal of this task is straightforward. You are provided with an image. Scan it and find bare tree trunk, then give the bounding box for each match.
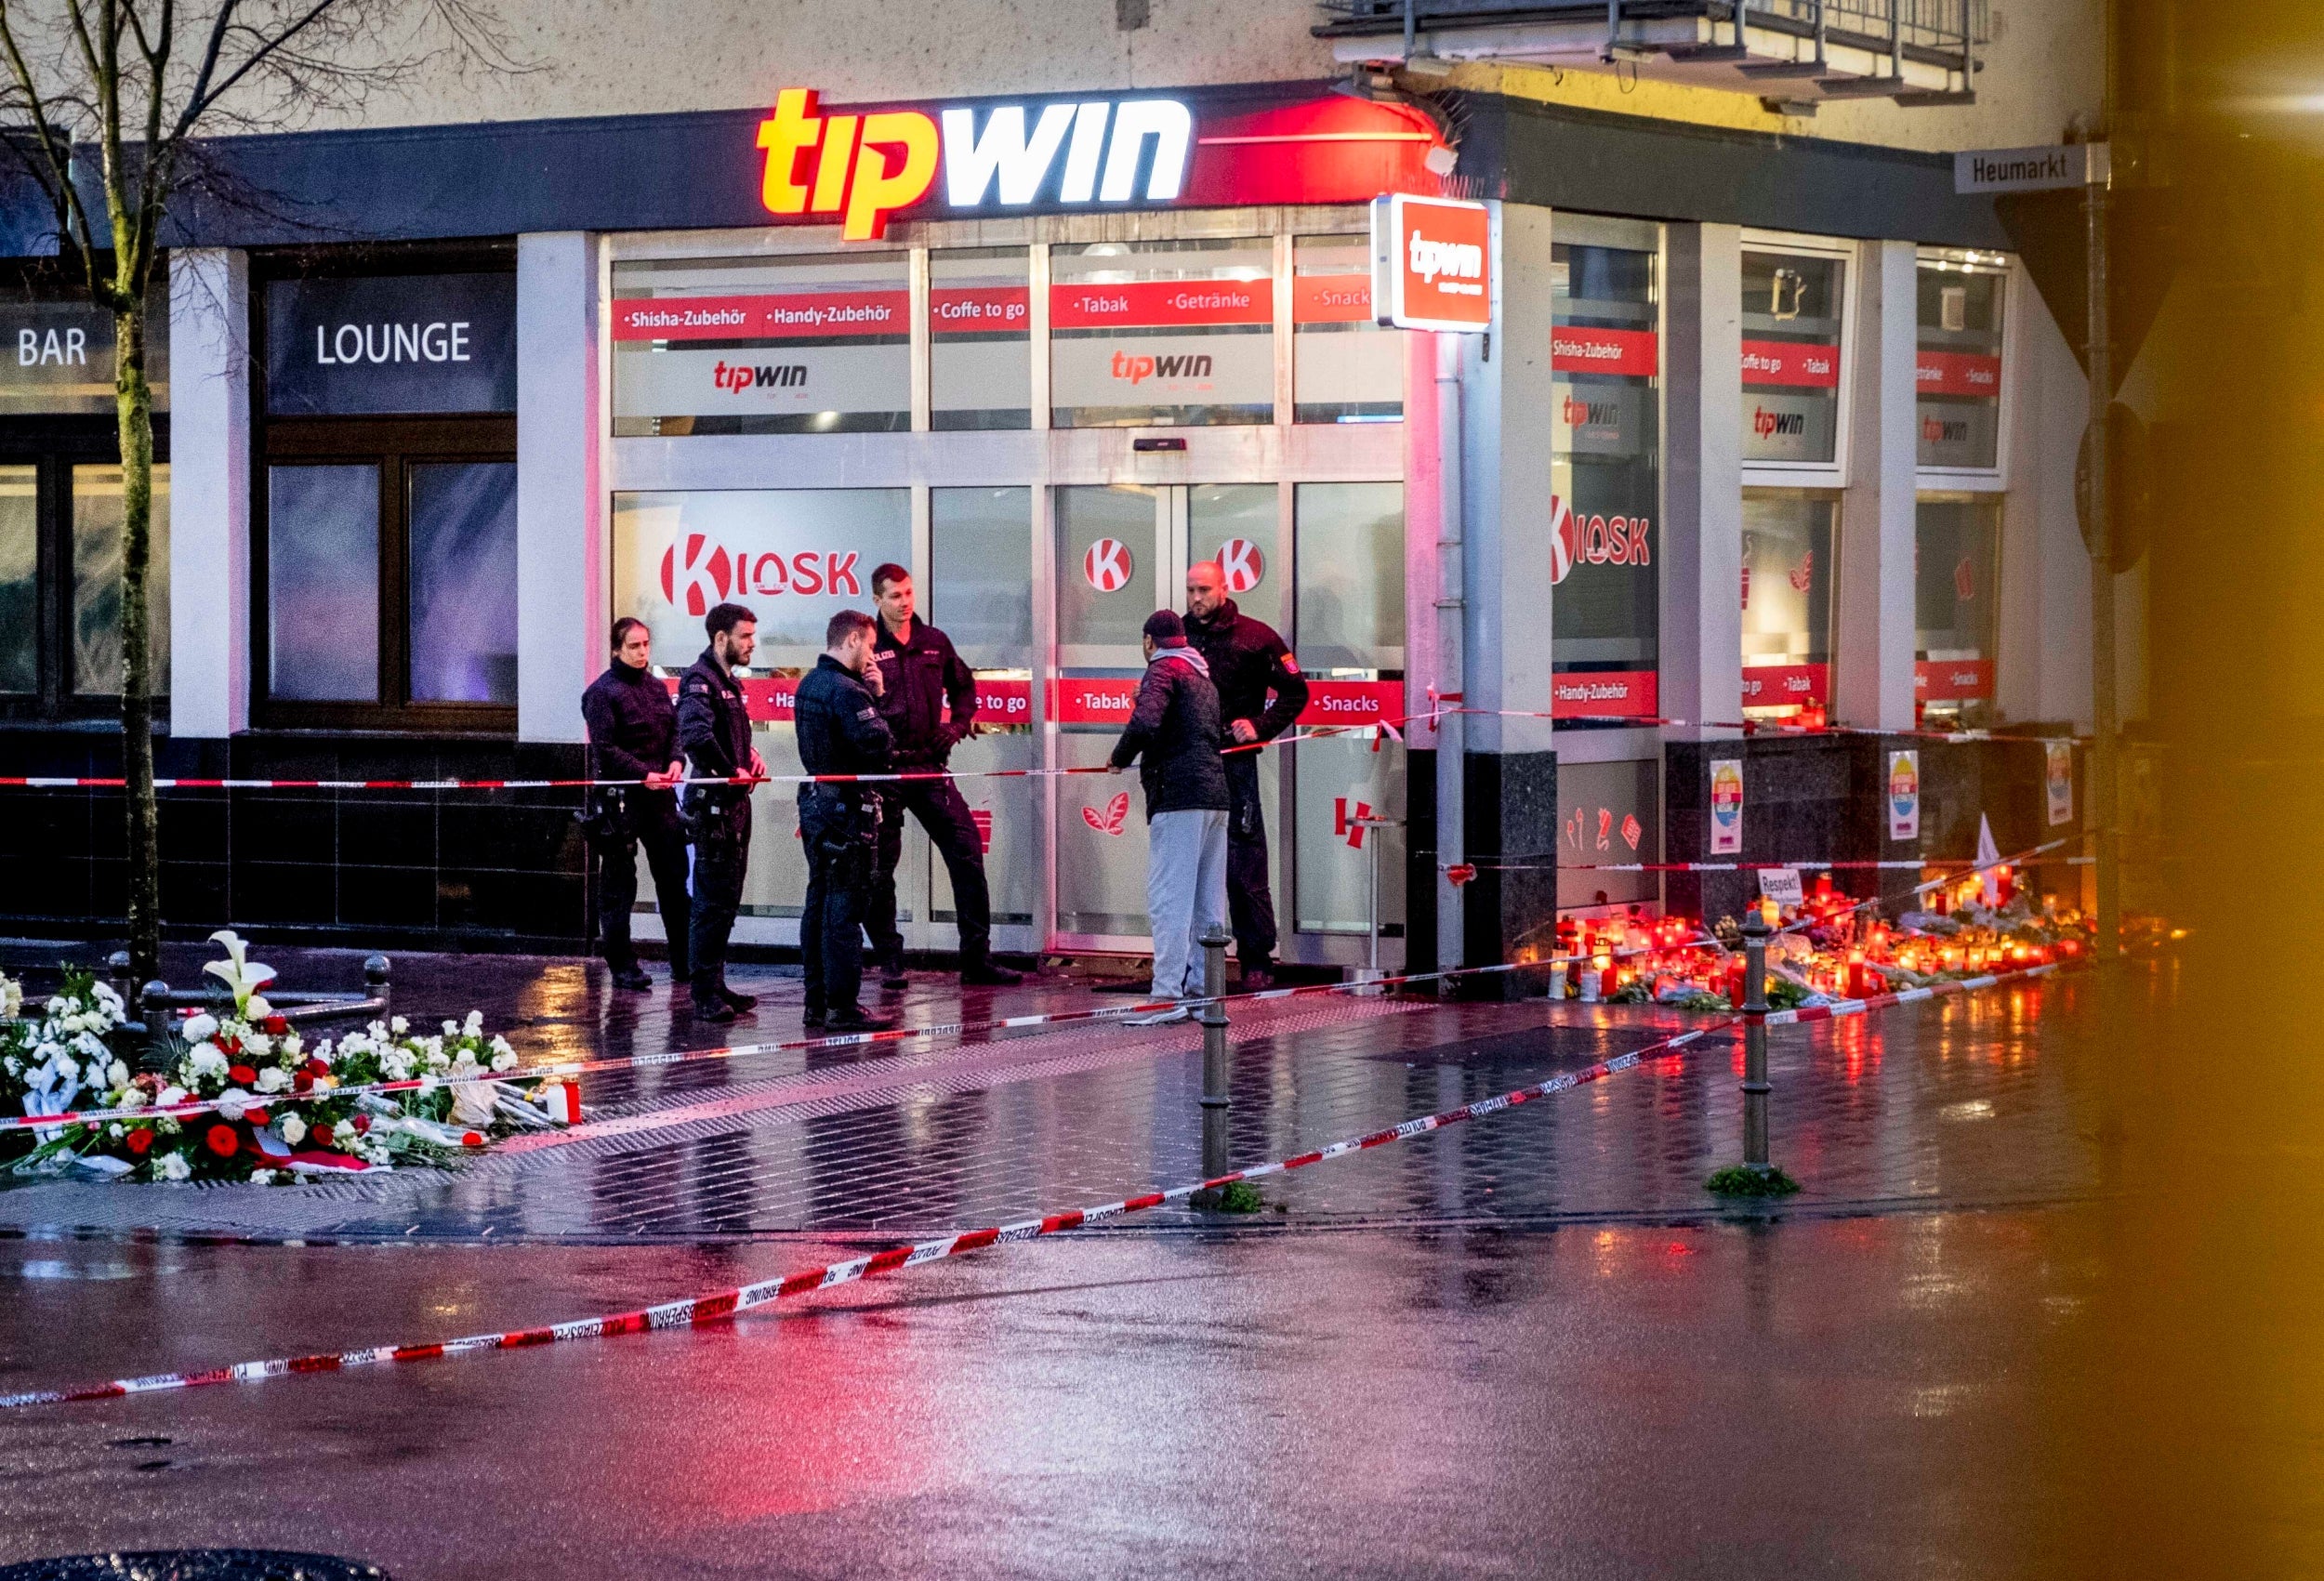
[114,301,159,982]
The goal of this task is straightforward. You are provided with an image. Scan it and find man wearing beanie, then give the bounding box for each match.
[1107,610,1231,1025]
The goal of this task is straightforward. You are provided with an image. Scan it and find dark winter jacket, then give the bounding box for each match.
[793,653,893,803]
[1109,645,1229,819]
[1182,599,1308,743]
[871,615,976,769]
[581,658,680,837]
[676,647,755,835]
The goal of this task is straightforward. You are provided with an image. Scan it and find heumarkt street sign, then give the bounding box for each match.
[1954,142,2110,194]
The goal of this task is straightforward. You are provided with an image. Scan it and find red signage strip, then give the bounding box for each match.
[1050,676,1144,725]
[1741,338,1840,389]
[1293,274,1373,324]
[1050,280,1271,331]
[613,291,909,342]
[1552,325,1658,378]
[1740,663,1830,708]
[1915,658,1994,701]
[1552,670,1659,721]
[931,286,1031,335]
[1299,679,1403,726]
[1914,349,2002,398]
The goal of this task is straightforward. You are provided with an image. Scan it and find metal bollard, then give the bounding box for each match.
[141,981,175,1073]
[363,954,391,1020]
[106,950,133,1010]
[1740,911,1772,1170]
[1198,925,1232,1181]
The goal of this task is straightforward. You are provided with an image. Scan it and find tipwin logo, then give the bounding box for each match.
[1406,230,1484,293]
[1547,495,1651,586]
[1922,415,1969,444]
[716,360,808,392]
[1561,394,1618,428]
[659,534,864,613]
[758,88,1193,241]
[1110,350,1212,384]
[1752,405,1806,439]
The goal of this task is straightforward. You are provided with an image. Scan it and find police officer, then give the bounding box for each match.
[1182,560,1310,988]
[677,601,769,1024]
[795,608,898,1033]
[581,616,691,993]
[865,563,1024,990]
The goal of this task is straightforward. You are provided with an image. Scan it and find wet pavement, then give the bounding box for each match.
[0,939,2160,1578]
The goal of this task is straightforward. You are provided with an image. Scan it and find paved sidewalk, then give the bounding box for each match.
[0,941,2112,1244]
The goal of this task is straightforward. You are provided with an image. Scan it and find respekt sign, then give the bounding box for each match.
[1369,194,1491,333]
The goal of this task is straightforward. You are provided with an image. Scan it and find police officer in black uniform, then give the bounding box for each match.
[581,616,691,993]
[1182,560,1310,988]
[677,601,769,1024]
[865,563,1024,990]
[794,608,897,1033]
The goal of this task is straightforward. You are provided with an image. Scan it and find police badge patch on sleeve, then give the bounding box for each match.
[1281,653,1300,674]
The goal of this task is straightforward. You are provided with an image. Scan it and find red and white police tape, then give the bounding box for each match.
[0,1016,1738,1411]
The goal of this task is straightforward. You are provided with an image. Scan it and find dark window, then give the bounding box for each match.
[0,270,171,723]
[251,250,516,731]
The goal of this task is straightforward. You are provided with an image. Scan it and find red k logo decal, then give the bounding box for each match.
[1083,538,1133,594]
[660,534,733,618]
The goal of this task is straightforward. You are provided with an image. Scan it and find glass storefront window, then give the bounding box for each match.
[611,254,910,436]
[71,465,171,697]
[0,467,34,692]
[931,248,1032,430]
[406,461,517,705]
[1915,496,2000,727]
[268,464,380,703]
[612,487,912,918]
[1551,238,1661,726]
[1917,256,2006,470]
[1050,238,1274,428]
[1189,483,1282,635]
[1739,494,1836,718]
[933,486,1037,926]
[1741,249,1844,467]
[1293,234,1399,424]
[1293,481,1405,937]
[1053,484,1161,937]
[1557,758,1661,913]
[0,291,170,415]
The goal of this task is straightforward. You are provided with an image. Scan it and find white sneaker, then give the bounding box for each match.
[1123,1002,1192,1027]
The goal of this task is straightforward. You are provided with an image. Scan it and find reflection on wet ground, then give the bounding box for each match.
[0,942,2109,1244]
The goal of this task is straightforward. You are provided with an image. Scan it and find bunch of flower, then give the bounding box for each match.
[0,968,130,1163]
[8,932,567,1184]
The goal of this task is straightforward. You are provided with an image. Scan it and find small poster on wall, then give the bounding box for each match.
[1888,750,1921,842]
[1710,759,1744,855]
[2046,740,2075,826]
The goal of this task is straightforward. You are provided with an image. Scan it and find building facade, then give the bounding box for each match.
[0,0,2115,969]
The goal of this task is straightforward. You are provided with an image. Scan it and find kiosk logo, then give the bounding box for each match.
[1217,539,1265,592]
[758,87,1193,240]
[1548,494,1652,586]
[661,534,733,617]
[1083,538,1134,593]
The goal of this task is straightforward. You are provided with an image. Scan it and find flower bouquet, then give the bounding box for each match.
[2,931,576,1183]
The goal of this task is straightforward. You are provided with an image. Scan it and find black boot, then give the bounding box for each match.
[609,962,654,992]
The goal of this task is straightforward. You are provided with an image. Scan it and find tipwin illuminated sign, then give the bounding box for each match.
[759,87,1194,240]
[1368,193,1491,333]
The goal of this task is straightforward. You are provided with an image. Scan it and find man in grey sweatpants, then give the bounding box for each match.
[1108,610,1231,1025]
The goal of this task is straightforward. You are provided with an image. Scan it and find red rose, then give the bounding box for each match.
[205,1124,239,1157]
[305,1058,331,1077]
[125,1128,154,1156]
[263,1015,290,1034]
[310,1121,335,1146]
[244,1107,269,1128]
[222,1036,242,1055]
[351,1113,371,1135]
[228,1064,258,1087]
[293,1071,314,1093]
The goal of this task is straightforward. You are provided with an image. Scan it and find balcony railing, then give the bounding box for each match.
[1314,0,1986,106]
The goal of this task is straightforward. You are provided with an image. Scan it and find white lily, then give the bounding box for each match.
[201,929,277,1020]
